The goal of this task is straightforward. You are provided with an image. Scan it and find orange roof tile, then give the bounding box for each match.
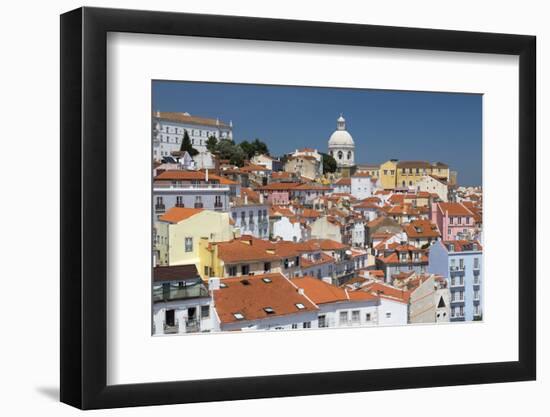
[159,207,204,223]
[213,273,318,324]
[292,276,349,304]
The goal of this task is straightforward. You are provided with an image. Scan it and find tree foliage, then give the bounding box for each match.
[180,130,198,156]
[206,135,218,152]
[239,138,269,159]
[214,139,245,167]
[321,152,337,174]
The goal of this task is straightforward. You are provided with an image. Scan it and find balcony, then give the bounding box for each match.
[153,285,209,302]
[194,203,204,209]
[155,204,166,214]
[449,265,465,274]
[185,319,200,333]
[214,202,224,209]
[154,183,230,191]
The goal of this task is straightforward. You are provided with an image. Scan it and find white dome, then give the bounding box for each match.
[328,129,355,147]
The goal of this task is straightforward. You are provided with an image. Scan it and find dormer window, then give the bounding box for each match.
[233,313,244,320]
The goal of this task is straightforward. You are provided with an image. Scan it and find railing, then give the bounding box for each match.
[185,319,200,333]
[154,183,230,190]
[153,285,209,302]
[194,203,204,208]
[214,202,223,208]
[450,265,466,273]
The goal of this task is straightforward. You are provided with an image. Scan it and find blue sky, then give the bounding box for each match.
[153,81,482,186]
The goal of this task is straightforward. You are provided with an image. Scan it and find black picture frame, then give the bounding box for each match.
[60,6,536,410]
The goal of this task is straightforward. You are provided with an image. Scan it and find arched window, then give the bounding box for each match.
[337,151,343,160]
[347,151,352,160]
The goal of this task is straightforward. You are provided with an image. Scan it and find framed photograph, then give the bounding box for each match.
[60,6,536,410]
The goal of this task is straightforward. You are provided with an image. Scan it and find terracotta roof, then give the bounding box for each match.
[213,273,318,324]
[240,163,271,172]
[301,208,322,218]
[403,219,441,239]
[155,111,230,128]
[334,178,351,186]
[159,207,204,223]
[155,170,207,181]
[299,239,348,251]
[437,202,474,217]
[293,183,333,191]
[292,276,349,304]
[361,282,410,303]
[443,240,483,252]
[216,236,279,264]
[396,160,432,168]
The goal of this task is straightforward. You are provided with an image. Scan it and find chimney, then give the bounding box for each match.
[205,168,209,182]
[209,277,220,292]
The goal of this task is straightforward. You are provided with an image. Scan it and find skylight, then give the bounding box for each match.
[262,277,272,283]
[233,313,244,320]
[263,307,275,314]
[295,303,305,310]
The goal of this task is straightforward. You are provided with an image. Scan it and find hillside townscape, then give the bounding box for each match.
[152,111,483,335]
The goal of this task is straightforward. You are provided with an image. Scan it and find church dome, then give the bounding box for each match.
[328,115,354,147]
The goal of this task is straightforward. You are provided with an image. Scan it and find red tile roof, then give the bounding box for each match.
[213,273,318,324]
[159,207,203,223]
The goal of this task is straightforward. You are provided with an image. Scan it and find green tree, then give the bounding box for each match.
[180,130,198,156]
[206,135,218,152]
[251,138,269,156]
[321,152,337,174]
[214,139,245,167]
[238,138,270,159]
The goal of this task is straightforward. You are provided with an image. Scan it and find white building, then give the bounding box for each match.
[351,173,374,200]
[272,216,304,242]
[152,265,213,335]
[152,111,233,161]
[293,277,408,328]
[416,175,449,201]
[328,114,355,169]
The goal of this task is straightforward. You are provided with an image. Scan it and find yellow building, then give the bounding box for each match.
[380,160,398,189]
[155,207,234,269]
[379,160,450,190]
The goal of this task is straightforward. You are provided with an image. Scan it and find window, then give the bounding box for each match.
[385,312,392,319]
[352,310,360,323]
[233,313,244,320]
[474,290,480,300]
[339,311,349,325]
[459,306,464,317]
[365,313,371,321]
[474,258,480,269]
[264,262,271,272]
[228,266,237,276]
[318,315,326,328]
[176,196,184,207]
[241,211,246,225]
[292,323,298,329]
[303,321,311,329]
[241,265,250,275]
[194,196,203,208]
[295,303,305,310]
[450,217,454,224]
[459,258,464,269]
[184,237,193,252]
[200,305,210,318]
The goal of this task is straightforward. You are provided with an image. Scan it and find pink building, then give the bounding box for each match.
[431,202,477,241]
[267,191,290,205]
